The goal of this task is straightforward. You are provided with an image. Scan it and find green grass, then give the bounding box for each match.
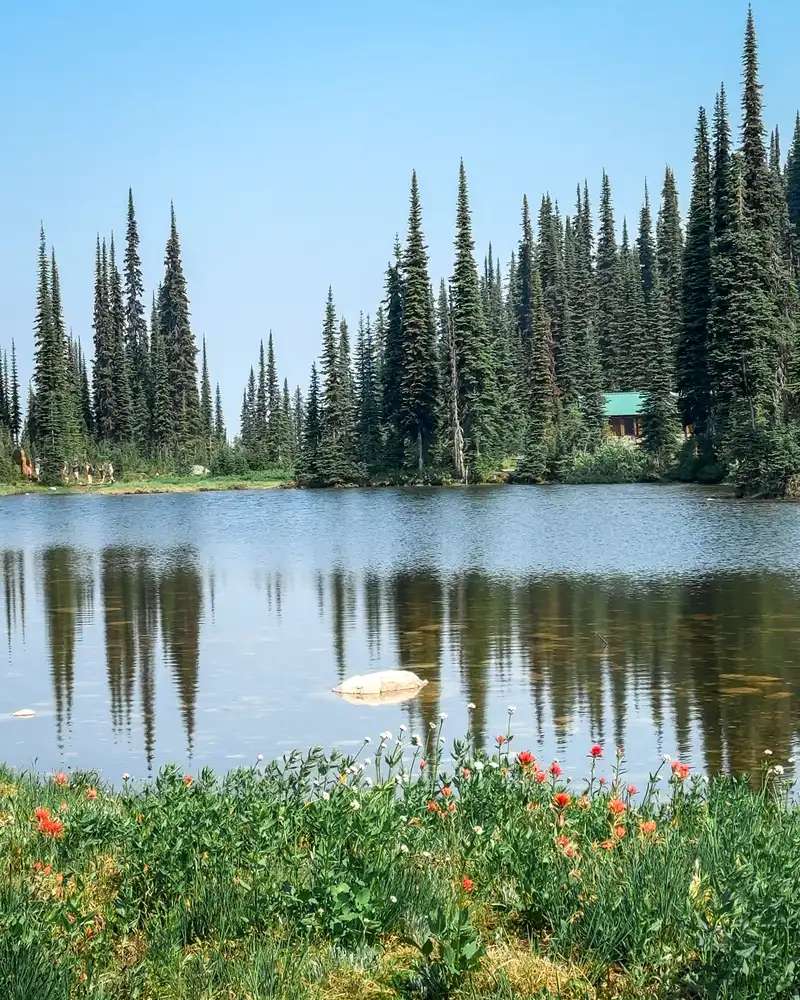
[1,723,798,999]
[0,472,288,497]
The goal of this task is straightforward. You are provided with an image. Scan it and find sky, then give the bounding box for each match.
[2,0,799,434]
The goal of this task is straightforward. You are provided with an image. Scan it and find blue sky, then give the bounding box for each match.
[2,0,798,433]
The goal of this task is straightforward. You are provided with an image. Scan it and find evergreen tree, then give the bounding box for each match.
[292,387,304,456]
[641,273,681,468]
[281,379,293,461]
[355,313,382,471]
[656,166,684,364]
[787,113,800,260]
[678,107,713,438]
[638,185,662,384]
[124,189,150,447]
[298,364,322,484]
[214,384,226,445]
[9,341,21,443]
[381,240,404,467]
[266,331,283,462]
[515,196,535,366]
[399,171,438,469]
[487,250,523,452]
[595,171,621,387]
[617,218,647,390]
[517,270,555,480]
[93,237,116,441]
[109,235,134,443]
[538,199,568,391]
[32,226,66,483]
[317,289,356,483]
[256,340,268,449]
[451,161,496,470]
[149,292,172,452]
[159,204,199,445]
[199,338,213,448]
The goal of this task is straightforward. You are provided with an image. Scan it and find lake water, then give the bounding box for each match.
[1,484,798,786]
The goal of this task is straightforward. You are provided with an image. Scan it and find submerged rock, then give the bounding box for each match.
[333,670,428,702]
[11,708,36,718]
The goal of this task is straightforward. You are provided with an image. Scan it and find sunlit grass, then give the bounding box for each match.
[1,719,798,998]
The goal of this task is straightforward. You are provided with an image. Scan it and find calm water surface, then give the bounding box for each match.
[1,484,799,784]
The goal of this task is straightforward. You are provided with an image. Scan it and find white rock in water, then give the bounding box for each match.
[333,670,428,698]
[11,708,36,718]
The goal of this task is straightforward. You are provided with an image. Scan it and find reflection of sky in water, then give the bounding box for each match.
[1,484,799,783]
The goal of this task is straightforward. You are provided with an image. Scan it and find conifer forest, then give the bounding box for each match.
[3,10,800,496]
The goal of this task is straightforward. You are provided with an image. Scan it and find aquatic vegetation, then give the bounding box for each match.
[0,718,798,999]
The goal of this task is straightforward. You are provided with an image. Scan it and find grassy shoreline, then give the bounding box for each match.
[0,474,288,497]
[1,722,797,999]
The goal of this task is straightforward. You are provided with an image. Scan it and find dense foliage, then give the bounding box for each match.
[1,721,797,999]
[3,11,800,493]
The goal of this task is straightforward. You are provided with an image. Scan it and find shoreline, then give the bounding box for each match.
[0,476,288,498]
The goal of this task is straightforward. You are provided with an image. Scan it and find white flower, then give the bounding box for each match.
[399,724,407,732]
[364,777,373,787]
[122,773,130,781]
[364,737,372,745]
[473,825,484,835]
[256,754,264,762]
[662,754,671,763]
[390,895,397,903]
[474,760,485,772]
[508,704,516,715]
[429,721,437,729]
[773,764,785,776]
[467,702,476,711]
[400,844,409,853]
[764,749,773,756]
[380,731,392,742]
[439,713,448,721]
[322,791,330,801]
[350,799,361,811]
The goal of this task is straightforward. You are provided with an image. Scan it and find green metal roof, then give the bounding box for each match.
[604,391,645,417]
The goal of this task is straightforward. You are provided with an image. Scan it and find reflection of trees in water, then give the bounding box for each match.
[39,548,94,745]
[355,569,800,774]
[2,549,26,651]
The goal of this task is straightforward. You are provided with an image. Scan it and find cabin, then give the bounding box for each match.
[604,391,644,439]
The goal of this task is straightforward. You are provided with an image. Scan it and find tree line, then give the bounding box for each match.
[3,9,800,494]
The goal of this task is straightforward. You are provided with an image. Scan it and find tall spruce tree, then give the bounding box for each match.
[93,238,116,442]
[200,338,213,448]
[595,171,621,387]
[298,364,321,484]
[292,387,304,456]
[9,341,21,443]
[381,239,404,467]
[124,189,150,447]
[641,272,681,468]
[618,218,647,390]
[787,113,800,261]
[355,313,382,471]
[266,331,283,463]
[149,291,172,453]
[678,107,713,439]
[451,161,496,470]
[256,340,268,450]
[214,385,226,445]
[317,289,356,483]
[656,166,684,366]
[517,270,555,481]
[399,171,438,470]
[32,226,66,483]
[109,235,133,443]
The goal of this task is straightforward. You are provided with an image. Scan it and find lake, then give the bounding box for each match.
[1,484,798,786]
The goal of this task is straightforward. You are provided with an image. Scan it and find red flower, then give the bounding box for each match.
[441,785,452,797]
[549,762,562,778]
[589,745,603,759]
[34,807,51,823]
[85,924,95,938]
[614,825,626,839]
[553,792,571,810]
[557,834,571,847]
[627,785,638,795]
[534,769,547,784]
[608,797,626,815]
[671,761,691,781]
[38,816,64,838]
[427,800,439,813]
[33,861,42,873]
[42,864,52,877]
[419,760,426,770]
[496,734,507,746]
[599,776,607,785]
[564,843,577,858]
[184,775,193,787]
[461,768,471,778]
[86,788,98,801]
[600,838,615,851]
[639,819,657,835]
[53,772,68,787]
[517,750,535,767]
[461,876,474,893]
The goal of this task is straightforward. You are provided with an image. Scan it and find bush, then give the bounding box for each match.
[563,439,648,484]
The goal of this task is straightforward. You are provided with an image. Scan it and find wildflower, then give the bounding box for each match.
[589,745,603,758]
[517,750,535,767]
[599,776,607,785]
[467,702,476,710]
[614,825,626,839]
[461,877,474,893]
[33,861,42,872]
[474,760,485,772]
[408,817,420,826]
[639,820,657,835]
[439,713,448,721]
[184,775,193,787]
[256,754,264,762]
[549,762,562,777]
[122,773,131,781]
[400,844,409,853]
[557,834,571,847]
[85,924,95,938]
[577,795,590,810]
[772,765,785,776]
[441,785,452,797]
[419,760,426,770]
[473,825,483,835]
[564,843,578,858]
[380,731,392,742]
[788,757,795,764]
[427,801,439,813]
[399,724,407,732]
[496,734,507,745]
[322,791,330,801]
[662,754,671,763]
[763,749,773,756]
[364,737,372,745]
[534,769,547,784]
[364,777,373,787]
[616,746,624,758]
[39,816,64,838]
[34,807,51,823]
[508,704,516,715]
[43,864,52,876]
[461,768,471,778]
[627,785,638,795]
[447,801,456,813]
[390,895,397,903]
[671,761,691,781]
[489,760,500,769]
[429,722,436,729]
[350,799,361,811]
[137,813,143,824]
[600,838,615,851]
[86,788,98,801]
[553,792,571,810]
[53,771,68,787]
[608,797,625,815]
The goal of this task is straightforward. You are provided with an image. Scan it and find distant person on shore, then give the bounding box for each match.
[107,461,115,484]
[34,457,41,481]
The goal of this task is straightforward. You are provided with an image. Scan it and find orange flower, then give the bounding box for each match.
[33,861,42,873]
[557,834,571,847]
[441,785,452,798]
[607,797,626,815]
[553,792,571,810]
[461,768,471,778]
[564,843,577,858]
[85,924,95,938]
[183,775,193,787]
[86,788,98,801]
[461,876,474,893]
[42,864,52,877]
[600,838,615,851]
[408,817,421,826]
[534,769,547,784]
[639,819,657,835]
[549,762,562,777]
[517,750,535,767]
[38,816,64,838]
[34,807,51,823]
[496,734,507,746]
[671,761,691,781]
[419,760,426,770]
[427,800,439,813]
[53,772,68,787]
[577,795,590,810]
[614,825,626,839]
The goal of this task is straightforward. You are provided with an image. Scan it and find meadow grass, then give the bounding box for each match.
[1,718,798,999]
[0,472,287,497]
